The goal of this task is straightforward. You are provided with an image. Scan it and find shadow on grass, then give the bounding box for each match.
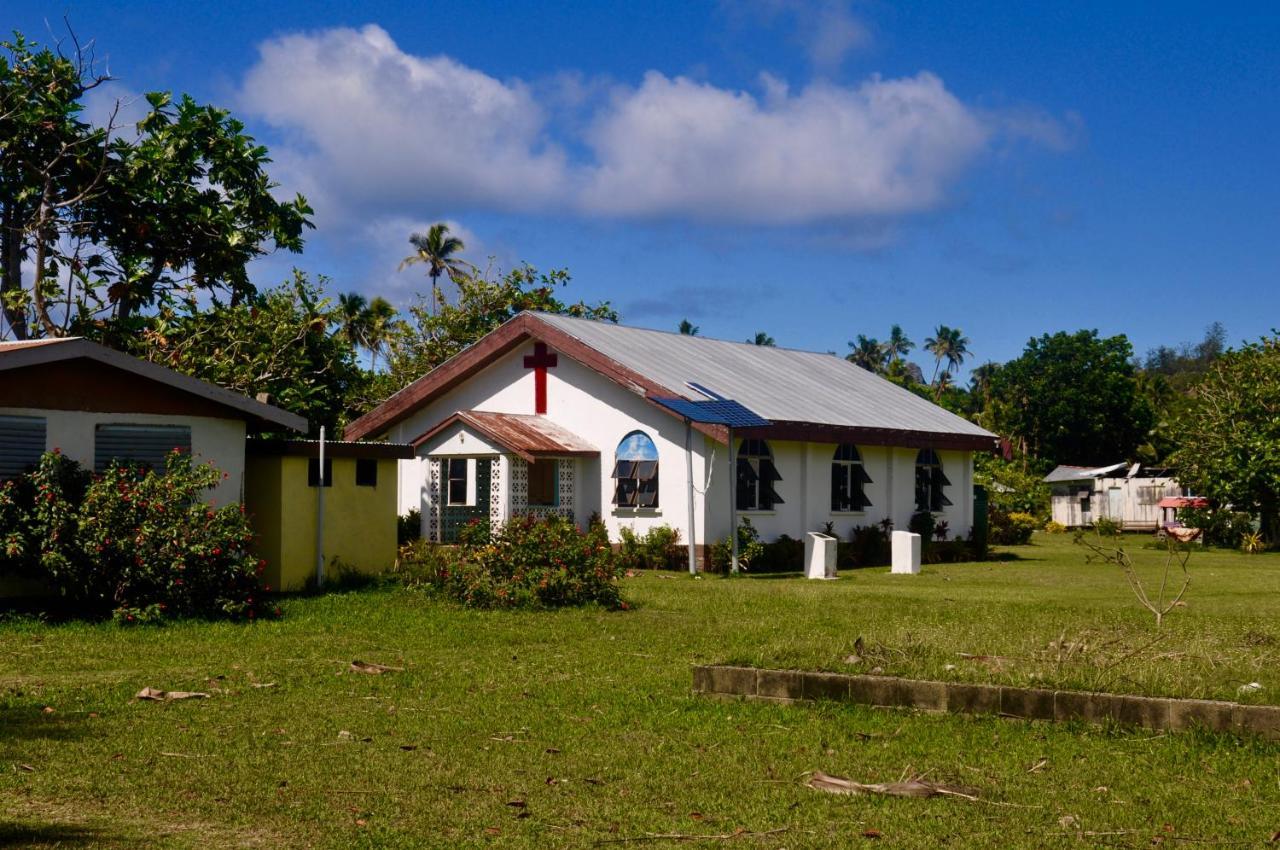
[0,705,93,747]
[0,820,111,848]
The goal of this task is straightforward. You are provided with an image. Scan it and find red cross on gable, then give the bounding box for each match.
[523,341,558,414]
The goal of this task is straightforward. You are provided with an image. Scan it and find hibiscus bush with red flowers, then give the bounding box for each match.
[0,450,271,623]
[401,515,624,610]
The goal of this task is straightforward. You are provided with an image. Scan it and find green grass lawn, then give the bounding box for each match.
[3,534,1280,848]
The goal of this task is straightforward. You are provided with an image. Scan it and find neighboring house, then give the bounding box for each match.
[245,439,415,591]
[346,313,997,566]
[1044,463,1185,530]
[0,337,305,503]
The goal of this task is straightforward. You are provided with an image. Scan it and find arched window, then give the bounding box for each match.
[915,449,952,513]
[831,444,873,512]
[737,439,783,511]
[612,431,659,508]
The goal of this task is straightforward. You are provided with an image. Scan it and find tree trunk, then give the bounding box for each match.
[0,200,29,340]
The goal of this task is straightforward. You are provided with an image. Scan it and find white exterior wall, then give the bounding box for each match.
[0,406,247,506]
[701,440,976,544]
[386,340,978,553]
[390,344,710,550]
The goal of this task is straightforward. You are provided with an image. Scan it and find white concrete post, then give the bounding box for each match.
[891,530,921,575]
[805,532,838,580]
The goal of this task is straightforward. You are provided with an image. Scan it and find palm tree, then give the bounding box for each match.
[399,223,470,315]
[678,319,700,336]
[923,325,971,385]
[363,297,399,371]
[337,293,372,350]
[933,369,954,401]
[884,324,914,364]
[846,335,886,372]
[748,331,776,347]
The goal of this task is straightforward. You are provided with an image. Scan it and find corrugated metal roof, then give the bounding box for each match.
[1043,463,1129,483]
[530,313,994,439]
[414,411,599,460]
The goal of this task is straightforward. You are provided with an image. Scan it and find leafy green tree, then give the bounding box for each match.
[379,264,616,399]
[1170,336,1280,543]
[114,271,361,435]
[988,330,1153,467]
[846,335,885,372]
[678,319,699,335]
[748,331,776,347]
[399,223,469,317]
[0,32,311,340]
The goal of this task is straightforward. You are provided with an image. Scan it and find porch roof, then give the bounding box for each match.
[411,411,599,463]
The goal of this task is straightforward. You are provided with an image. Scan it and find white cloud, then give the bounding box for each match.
[237,25,569,219]
[580,71,989,223]
[235,25,1068,230]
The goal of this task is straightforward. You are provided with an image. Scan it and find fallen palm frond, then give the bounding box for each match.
[807,770,978,801]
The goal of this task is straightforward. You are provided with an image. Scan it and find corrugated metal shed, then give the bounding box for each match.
[532,313,994,439]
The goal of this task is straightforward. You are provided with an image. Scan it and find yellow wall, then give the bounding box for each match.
[243,455,400,592]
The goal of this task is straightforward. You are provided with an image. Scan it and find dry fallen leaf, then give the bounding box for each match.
[862,829,882,839]
[350,660,403,674]
[41,706,55,714]
[136,687,209,702]
[18,764,35,772]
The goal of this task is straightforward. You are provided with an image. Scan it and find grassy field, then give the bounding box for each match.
[3,534,1280,848]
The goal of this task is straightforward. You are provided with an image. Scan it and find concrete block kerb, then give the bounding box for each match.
[690,665,1280,741]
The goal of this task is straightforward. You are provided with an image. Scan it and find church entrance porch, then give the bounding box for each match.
[413,410,598,543]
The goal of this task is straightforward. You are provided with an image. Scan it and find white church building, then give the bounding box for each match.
[346,313,997,568]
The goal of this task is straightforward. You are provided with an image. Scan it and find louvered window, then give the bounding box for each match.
[736,439,783,511]
[831,443,873,512]
[94,424,191,473]
[0,415,47,479]
[914,449,952,513]
[612,431,658,508]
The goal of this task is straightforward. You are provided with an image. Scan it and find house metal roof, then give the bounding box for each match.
[532,313,994,439]
[412,411,600,462]
[1043,463,1130,483]
[0,337,307,432]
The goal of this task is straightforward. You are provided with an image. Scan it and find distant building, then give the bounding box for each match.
[1044,463,1186,530]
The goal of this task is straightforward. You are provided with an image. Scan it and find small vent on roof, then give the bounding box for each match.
[685,381,725,401]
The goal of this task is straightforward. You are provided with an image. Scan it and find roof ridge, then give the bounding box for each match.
[524,311,842,360]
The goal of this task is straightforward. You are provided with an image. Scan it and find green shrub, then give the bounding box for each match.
[1091,516,1123,538]
[0,451,272,622]
[401,515,623,609]
[989,509,1037,545]
[923,539,977,564]
[908,511,936,543]
[751,534,804,573]
[846,521,892,567]
[397,509,422,545]
[618,525,683,571]
[1179,507,1255,548]
[708,518,765,573]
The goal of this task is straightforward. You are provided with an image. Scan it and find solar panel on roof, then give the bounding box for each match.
[651,397,771,428]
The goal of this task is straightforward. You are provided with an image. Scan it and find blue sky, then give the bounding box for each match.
[10,2,1279,374]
